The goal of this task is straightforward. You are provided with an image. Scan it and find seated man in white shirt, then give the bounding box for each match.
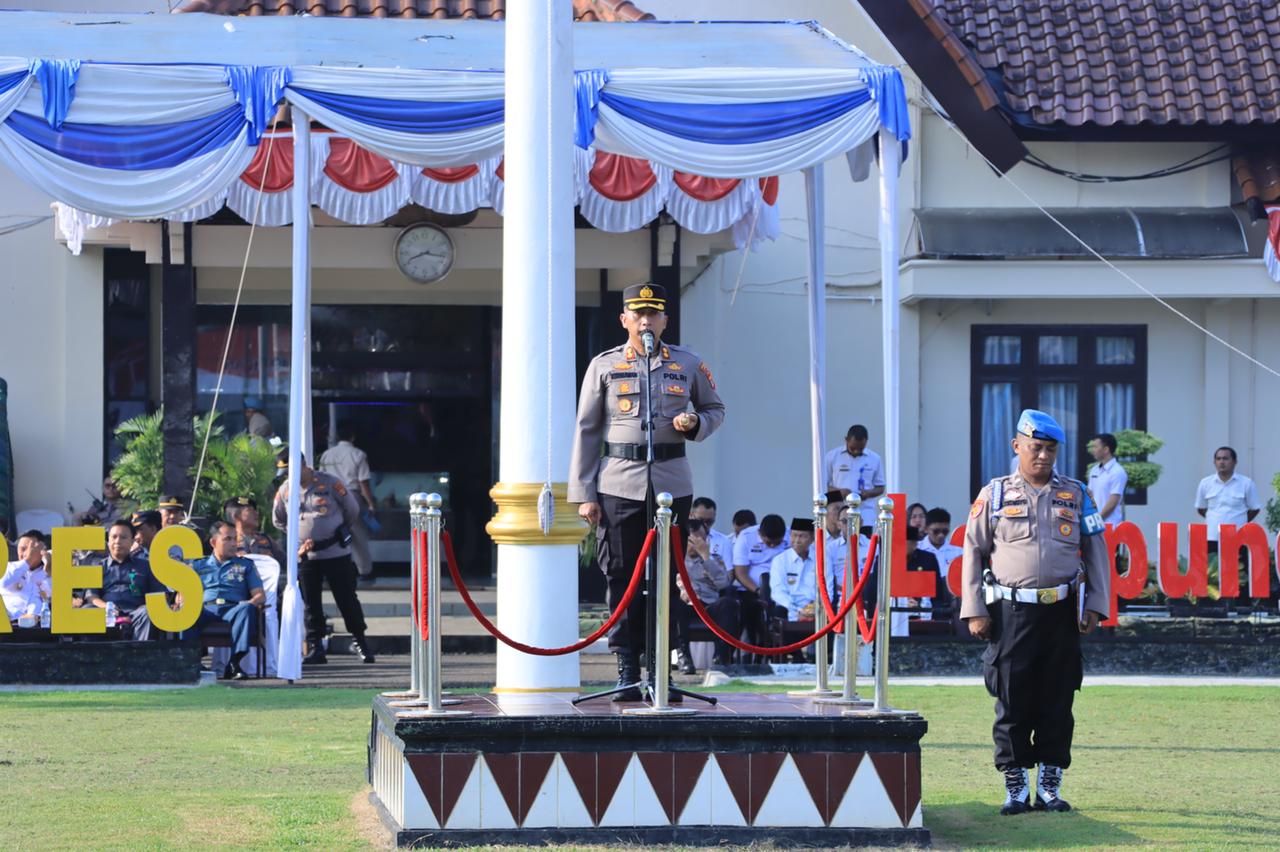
[1195,446,1263,603]
[1087,433,1128,526]
[731,513,788,656]
[728,508,756,554]
[917,508,962,620]
[770,518,819,622]
[674,516,739,671]
[822,490,871,608]
[2,530,51,621]
[690,496,733,567]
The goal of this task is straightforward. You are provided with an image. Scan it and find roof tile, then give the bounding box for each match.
[179,0,653,22]
[931,0,1280,128]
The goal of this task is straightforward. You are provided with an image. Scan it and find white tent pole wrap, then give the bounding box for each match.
[804,164,827,500]
[279,105,313,682]
[878,135,902,493]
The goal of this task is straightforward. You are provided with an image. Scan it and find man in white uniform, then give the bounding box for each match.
[690,496,733,567]
[769,518,818,621]
[825,424,885,533]
[1086,433,1128,525]
[2,531,50,619]
[1195,446,1262,603]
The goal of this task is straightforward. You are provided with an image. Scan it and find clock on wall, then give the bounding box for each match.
[393,223,455,283]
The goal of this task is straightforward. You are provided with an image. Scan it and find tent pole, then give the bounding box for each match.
[878,135,901,493]
[286,107,312,659]
[804,165,827,498]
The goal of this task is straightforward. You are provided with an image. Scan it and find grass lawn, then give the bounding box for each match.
[0,683,1275,850]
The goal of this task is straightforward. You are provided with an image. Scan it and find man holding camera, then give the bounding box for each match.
[272,455,373,664]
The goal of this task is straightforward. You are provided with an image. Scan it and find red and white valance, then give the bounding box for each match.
[55,132,780,254]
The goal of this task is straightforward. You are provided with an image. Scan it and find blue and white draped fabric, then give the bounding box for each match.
[285,67,505,167]
[3,53,909,224]
[0,61,257,218]
[588,67,898,178]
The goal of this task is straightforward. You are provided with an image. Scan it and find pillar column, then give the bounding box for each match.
[488,0,586,693]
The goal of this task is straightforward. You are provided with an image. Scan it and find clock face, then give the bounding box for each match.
[394,224,455,283]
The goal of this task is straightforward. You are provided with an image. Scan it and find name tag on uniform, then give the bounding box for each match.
[1004,489,1023,501]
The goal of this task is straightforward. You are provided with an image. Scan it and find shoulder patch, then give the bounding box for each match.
[699,362,716,389]
[969,499,985,519]
[334,481,349,497]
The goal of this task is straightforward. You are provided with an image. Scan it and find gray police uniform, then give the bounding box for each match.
[272,470,368,647]
[568,338,725,655]
[961,471,1110,772]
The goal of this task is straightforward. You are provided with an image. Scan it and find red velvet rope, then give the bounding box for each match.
[815,532,881,641]
[673,529,870,656]
[414,528,429,641]
[442,528,653,656]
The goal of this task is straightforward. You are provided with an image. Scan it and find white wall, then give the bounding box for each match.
[0,0,170,522]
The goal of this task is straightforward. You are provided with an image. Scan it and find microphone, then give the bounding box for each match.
[640,330,655,356]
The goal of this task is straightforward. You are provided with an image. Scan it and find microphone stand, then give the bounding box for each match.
[641,333,714,707]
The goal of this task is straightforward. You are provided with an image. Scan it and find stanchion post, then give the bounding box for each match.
[391,494,466,715]
[625,493,695,716]
[790,495,836,698]
[382,494,425,700]
[816,493,870,707]
[873,496,894,712]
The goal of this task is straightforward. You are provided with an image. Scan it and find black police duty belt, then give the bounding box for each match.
[605,441,686,462]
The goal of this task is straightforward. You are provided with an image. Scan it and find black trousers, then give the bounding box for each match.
[299,554,368,645]
[673,592,741,663]
[982,597,1083,771]
[597,491,692,656]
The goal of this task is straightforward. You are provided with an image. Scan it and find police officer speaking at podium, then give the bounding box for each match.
[569,282,725,701]
[961,409,1110,816]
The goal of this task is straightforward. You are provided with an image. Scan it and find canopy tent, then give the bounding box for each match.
[0,10,910,677]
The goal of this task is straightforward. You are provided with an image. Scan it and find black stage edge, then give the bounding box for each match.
[368,693,929,845]
[0,639,202,684]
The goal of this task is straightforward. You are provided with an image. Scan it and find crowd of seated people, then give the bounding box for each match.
[2,495,275,680]
[670,491,967,672]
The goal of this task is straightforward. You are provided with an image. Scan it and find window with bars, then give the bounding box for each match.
[970,325,1147,502]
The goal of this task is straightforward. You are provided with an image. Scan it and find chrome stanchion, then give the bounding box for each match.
[382,494,425,700]
[789,494,837,698]
[818,493,871,707]
[872,496,894,713]
[625,493,695,716]
[393,493,466,716]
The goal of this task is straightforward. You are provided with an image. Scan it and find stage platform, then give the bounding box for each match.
[368,691,929,847]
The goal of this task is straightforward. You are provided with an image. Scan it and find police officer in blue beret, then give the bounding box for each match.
[961,409,1111,815]
[183,520,266,680]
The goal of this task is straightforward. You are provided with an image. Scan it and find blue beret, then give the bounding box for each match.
[1016,409,1065,444]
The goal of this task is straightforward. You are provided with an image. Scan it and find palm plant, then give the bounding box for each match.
[111,409,282,522]
[109,410,165,510]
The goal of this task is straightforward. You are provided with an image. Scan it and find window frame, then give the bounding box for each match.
[969,324,1148,502]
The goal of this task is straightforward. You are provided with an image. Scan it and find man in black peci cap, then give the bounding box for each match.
[569,282,726,700]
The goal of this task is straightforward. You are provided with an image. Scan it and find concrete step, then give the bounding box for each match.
[321,588,496,619]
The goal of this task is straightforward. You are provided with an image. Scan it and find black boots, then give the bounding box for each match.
[676,643,697,675]
[1034,765,1071,812]
[302,644,328,665]
[612,653,642,702]
[351,635,376,664]
[1000,767,1032,815]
